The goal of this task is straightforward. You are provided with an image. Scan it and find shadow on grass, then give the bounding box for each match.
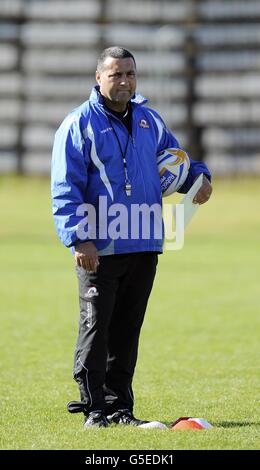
[212,421,260,428]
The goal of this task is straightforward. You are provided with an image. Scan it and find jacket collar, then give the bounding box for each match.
[89,85,148,107]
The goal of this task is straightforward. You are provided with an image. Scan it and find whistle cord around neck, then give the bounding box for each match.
[106,112,132,196]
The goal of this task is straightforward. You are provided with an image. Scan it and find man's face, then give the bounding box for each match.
[96,57,136,110]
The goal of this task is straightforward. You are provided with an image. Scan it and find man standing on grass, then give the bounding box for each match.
[51,46,212,428]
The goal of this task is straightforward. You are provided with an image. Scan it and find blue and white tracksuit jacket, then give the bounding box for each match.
[51,86,211,255]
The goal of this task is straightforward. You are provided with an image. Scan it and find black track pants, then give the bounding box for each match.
[73,252,158,414]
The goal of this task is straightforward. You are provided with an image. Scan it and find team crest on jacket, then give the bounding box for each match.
[139,119,150,129]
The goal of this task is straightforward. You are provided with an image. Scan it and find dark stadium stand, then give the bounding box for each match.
[0,0,260,174]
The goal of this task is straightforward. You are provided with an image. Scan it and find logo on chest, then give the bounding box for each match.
[139,119,150,129]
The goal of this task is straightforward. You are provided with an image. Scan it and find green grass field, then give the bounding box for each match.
[0,175,259,450]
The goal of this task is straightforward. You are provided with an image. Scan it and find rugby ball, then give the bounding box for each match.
[157,148,190,197]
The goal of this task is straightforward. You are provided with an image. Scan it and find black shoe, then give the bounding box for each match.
[107,409,149,427]
[84,410,109,428]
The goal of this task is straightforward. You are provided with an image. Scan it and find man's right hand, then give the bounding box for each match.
[74,241,99,272]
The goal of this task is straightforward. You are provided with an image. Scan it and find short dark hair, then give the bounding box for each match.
[97,46,136,71]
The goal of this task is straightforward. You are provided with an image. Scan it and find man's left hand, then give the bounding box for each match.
[193,174,212,204]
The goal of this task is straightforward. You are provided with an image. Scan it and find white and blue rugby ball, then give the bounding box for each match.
[157,147,190,197]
